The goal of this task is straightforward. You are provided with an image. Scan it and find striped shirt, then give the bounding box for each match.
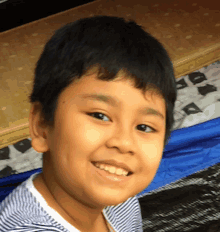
[0,172,143,232]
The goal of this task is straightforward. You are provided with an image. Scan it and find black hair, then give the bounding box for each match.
[29,15,177,147]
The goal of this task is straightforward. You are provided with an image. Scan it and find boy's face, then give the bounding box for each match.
[31,71,166,208]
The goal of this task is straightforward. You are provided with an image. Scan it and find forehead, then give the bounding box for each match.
[71,72,162,100]
[78,92,165,120]
[58,71,166,119]
[75,67,164,98]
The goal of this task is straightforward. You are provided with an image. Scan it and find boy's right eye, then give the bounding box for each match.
[87,112,110,122]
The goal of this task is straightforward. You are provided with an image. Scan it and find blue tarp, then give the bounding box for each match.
[1,117,220,202]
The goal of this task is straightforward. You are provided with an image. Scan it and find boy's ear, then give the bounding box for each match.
[29,102,50,153]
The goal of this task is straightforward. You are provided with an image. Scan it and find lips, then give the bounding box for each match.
[91,159,133,175]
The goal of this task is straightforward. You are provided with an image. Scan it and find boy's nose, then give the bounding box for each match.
[106,130,135,155]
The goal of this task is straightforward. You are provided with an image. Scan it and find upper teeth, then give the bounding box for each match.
[94,163,129,176]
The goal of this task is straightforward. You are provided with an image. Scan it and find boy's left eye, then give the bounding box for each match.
[87,112,156,133]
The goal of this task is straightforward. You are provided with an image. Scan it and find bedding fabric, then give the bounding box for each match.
[138,162,220,232]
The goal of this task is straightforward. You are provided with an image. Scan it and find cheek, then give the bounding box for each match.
[140,141,164,169]
[83,127,104,144]
[58,115,105,154]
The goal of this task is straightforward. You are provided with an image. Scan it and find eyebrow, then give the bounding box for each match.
[79,93,165,120]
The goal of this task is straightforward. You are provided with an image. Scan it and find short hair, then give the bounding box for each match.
[29,15,177,147]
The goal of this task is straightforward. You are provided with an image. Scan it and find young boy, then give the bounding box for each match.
[0,16,177,231]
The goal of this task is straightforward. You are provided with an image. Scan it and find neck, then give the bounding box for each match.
[33,172,109,231]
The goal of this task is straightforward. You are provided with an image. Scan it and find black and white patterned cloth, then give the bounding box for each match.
[0,138,42,179]
[173,60,220,130]
[139,162,220,232]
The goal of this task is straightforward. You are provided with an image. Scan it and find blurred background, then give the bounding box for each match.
[0,0,95,32]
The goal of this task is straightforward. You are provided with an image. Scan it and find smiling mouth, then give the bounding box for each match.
[91,162,133,176]
[91,162,133,183]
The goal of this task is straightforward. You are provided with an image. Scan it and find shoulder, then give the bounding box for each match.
[0,178,66,232]
[0,181,40,230]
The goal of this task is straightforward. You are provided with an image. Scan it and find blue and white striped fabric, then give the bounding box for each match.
[0,172,143,232]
